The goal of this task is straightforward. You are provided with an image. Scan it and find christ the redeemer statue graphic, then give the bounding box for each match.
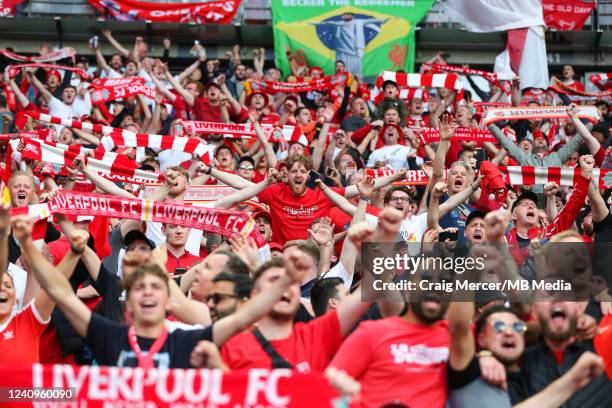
[313,12,387,78]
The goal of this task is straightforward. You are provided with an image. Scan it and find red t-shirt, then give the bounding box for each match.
[193,97,223,123]
[257,183,345,245]
[165,249,202,275]
[330,317,450,408]
[220,310,342,373]
[0,302,49,365]
[595,314,612,379]
[171,91,194,121]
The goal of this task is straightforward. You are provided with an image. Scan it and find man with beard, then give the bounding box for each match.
[462,304,607,408]
[328,248,473,408]
[519,301,612,407]
[206,273,252,322]
[202,154,404,245]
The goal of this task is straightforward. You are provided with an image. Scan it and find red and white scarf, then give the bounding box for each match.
[481,106,600,126]
[244,73,350,95]
[11,138,164,183]
[6,64,91,80]
[24,111,212,164]
[375,71,464,95]
[421,63,511,94]
[590,73,612,91]
[419,127,497,144]
[11,191,266,247]
[501,166,612,189]
[178,120,299,146]
[550,77,611,98]
[366,166,612,189]
[0,47,76,63]
[90,78,157,104]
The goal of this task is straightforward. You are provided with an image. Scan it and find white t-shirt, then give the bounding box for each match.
[366,145,423,170]
[48,96,91,132]
[365,212,428,243]
[324,261,353,289]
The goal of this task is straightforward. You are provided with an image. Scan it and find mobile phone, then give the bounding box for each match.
[174,267,187,276]
[326,167,336,177]
[438,230,458,242]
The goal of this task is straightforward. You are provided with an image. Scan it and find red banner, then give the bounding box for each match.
[0,0,24,17]
[419,127,497,144]
[91,78,156,103]
[87,0,241,24]
[542,0,596,31]
[0,364,338,407]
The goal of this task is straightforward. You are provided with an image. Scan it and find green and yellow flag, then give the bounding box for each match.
[272,0,435,81]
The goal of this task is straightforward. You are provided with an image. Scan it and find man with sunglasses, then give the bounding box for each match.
[206,273,252,322]
[453,304,607,408]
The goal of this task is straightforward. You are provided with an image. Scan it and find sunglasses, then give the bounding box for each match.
[206,293,239,305]
[239,165,255,171]
[493,320,527,334]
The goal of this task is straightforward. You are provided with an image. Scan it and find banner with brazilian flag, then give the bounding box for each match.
[272,0,435,82]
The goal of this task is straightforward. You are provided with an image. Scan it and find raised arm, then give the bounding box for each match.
[514,352,604,408]
[588,179,609,223]
[248,109,278,169]
[7,78,31,109]
[165,67,194,106]
[206,164,255,189]
[427,181,447,231]
[76,156,136,199]
[16,216,92,337]
[488,124,531,165]
[26,69,52,103]
[91,44,112,74]
[567,103,596,153]
[438,181,479,218]
[214,169,279,209]
[102,29,130,58]
[317,180,358,217]
[344,169,407,199]
[431,114,454,186]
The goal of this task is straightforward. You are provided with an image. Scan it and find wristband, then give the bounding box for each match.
[477,350,493,358]
[68,177,77,182]
[205,166,213,175]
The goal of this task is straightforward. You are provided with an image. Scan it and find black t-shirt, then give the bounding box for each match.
[594,213,612,242]
[86,313,213,368]
[92,263,125,324]
[9,221,61,263]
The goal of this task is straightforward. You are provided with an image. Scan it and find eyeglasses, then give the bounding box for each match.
[492,320,527,334]
[389,196,410,203]
[239,165,255,171]
[206,293,239,305]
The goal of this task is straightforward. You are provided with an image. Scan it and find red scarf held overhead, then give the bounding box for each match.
[418,127,497,144]
[90,78,157,104]
[6,64,91,80]
[10,191,267,248]
[244,72,350,95]
[0,47,76,63]
[550,77,612,98]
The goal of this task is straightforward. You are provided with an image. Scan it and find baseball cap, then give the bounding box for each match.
[465,210,487,228]
[124,230,156,251]
[511,190,539,212]
[238,156,255,168]
[381,79,398,90]
[253,210,272,224]
[269,242,283,252]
